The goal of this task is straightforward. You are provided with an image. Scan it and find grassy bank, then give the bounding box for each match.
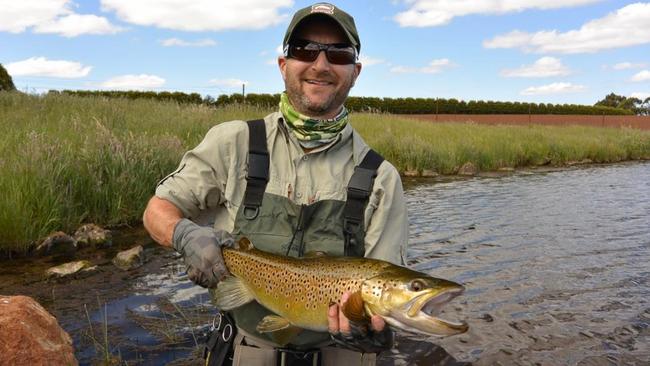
[1,92,650,253]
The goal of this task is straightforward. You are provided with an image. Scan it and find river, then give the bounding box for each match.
[2,162,648,365]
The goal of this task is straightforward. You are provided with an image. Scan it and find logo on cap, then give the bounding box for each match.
[311,3,335,15]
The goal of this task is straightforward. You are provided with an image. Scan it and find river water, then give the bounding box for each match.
[2,162,649,365]
[405,162,650,365]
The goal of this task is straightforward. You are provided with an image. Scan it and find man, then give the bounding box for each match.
[143,3,408,365]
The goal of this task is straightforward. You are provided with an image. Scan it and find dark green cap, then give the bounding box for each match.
[283,2,360,52]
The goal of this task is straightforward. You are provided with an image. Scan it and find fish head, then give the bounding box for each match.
[361,267,468,337]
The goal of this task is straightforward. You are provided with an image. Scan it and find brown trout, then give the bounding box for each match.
[212,238,468,339]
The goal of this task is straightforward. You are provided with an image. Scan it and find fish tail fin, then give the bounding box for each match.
[213,276,255,310]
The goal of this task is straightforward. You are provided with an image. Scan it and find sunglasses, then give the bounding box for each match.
[284,39,357,65]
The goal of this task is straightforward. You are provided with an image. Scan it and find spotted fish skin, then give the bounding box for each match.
[221,244,392,331]
[214,238,468,337]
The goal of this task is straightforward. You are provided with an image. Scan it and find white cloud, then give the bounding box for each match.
[612,62,647,70]
[521,82,586,95]
[394,0,601,27]
[100,74,165,90]
[160,38,217,47]
[359,55,385,66]
[5,57,92,78]
[208,78,249,88]
[631,92,650,101]
[631,70,650,82]
[484,3,650,54]
[101,0,292,31]
[501,57,570,78]
[390,59,454,74]
[0,0,121,36]
[34,13,123,37]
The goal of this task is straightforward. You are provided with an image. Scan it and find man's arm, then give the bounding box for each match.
[143,196,183,248]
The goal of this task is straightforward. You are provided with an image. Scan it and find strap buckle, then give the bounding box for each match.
[247,151,269,181]
[276,348,321,366]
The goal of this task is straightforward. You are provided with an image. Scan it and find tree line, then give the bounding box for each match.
[55,90,633,116]
[0,64,643,116]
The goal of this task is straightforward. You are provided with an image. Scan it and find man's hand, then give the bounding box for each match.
[172,218,234,288]
[327,291,394,353]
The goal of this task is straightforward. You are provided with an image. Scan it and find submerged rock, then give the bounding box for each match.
[0,295,78,365]
[46,260,96,279]
[113,245,145,271]
[34,231,77,256]
[74,223,112,248]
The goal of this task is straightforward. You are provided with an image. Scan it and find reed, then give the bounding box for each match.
[1,92,649,253]
[351,114,650,174]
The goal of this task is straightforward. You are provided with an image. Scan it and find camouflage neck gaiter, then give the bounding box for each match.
[279,92,348,148]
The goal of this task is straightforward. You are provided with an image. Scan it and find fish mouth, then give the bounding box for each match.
[403,287,468,334]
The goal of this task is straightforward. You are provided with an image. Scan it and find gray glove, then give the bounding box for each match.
[331,321,394,354]
[172,218,234,288]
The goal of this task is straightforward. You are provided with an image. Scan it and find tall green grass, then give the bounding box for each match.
[352,114,650,174]
[1,92,649,253]
[0,92,266,253]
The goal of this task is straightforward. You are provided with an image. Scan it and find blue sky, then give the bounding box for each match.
[2,0,649,105]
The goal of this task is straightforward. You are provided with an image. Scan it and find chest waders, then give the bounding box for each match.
[213,119,384,351]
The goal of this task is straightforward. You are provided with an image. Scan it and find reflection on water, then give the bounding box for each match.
[404,162,650,365]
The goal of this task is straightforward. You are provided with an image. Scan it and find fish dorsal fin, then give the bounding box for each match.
[256,315,303,346]
[213,276,255,311]
[341,291,369,323]
[303,250,328,258]
[237,237,254,251]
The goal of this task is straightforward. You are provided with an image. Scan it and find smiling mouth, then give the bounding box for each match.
[408,287,468,331]
[305,79,333,86]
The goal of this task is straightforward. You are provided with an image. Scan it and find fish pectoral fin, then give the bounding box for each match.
[256,315,292,332]
[213,276,255,311]
[257,316,303,346]
[341,291,369,323]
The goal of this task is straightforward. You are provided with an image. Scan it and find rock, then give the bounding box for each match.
[421,169,439,177]
[458,162,478,176]
[46,260,96,279]
[403,170,419,177]
[74,223,112,248]
[112,245,145,271]
[480,313,494,322]
[497,167,515,172]
[34,231,77,256]
[0,295,78,366]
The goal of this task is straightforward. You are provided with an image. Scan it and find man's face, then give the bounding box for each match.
[279,17,362,119]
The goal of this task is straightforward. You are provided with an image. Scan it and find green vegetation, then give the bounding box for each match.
[59,89,632,116]
[1,92,649,253]
[353,114,650,174]
[595,92,650,116]
[0,64,16,92]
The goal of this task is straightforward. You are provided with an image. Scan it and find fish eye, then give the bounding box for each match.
[410,279,425,292]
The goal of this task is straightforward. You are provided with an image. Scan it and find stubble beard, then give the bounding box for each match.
[286,72,354,118]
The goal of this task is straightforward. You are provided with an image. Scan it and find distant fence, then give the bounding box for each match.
[400,114,650,130]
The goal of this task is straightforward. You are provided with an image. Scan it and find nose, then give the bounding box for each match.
[310,50,331,71]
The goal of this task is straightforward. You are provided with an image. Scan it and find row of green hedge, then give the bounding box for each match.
[55,90,632,115]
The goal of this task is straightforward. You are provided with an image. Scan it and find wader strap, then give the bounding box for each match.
[243,119,269,220]
[343,149,384,257]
